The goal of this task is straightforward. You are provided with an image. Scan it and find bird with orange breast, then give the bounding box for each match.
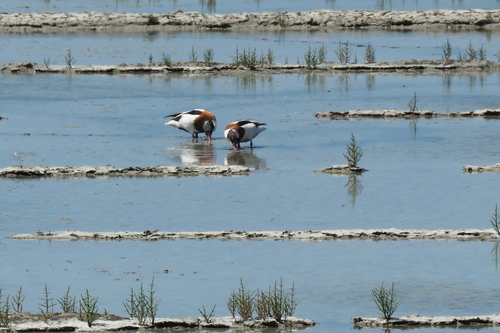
[164,109,217,142]
[224,121,267,150]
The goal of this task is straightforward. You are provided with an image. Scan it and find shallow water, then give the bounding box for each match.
[1,71,500,332]
[2,0,500,13]
[2,29,500,67]
[3,0,500,330]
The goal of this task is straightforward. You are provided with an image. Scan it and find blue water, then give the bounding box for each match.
[1,71,500,332]
[2,0,500,331]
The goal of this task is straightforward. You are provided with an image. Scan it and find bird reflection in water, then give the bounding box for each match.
[168,141,216,165]
[224,149,266,170]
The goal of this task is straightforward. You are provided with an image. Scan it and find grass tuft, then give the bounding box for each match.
[79,289,98,328]
[343,133,364,168]
[372,282,402,321]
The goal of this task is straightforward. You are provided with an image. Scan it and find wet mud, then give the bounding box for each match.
[0,165,250,178]
[1,59,498,75]
[6,312,315,332]
[315,108,500,119]
[8,228,500,242]
[352,314,500,328]
[1,9,500,31]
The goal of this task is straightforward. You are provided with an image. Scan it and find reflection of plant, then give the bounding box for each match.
[343,133,363,168]
[372,282,401,321]
[148,53,154,64]
[491,204,500,236]
[198,304,216,323]
[345,175,363,207]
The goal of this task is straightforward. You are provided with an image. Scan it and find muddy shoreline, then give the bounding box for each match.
[2,59,498,75]
[352,314,500,329]
[8,228,500,242]
[0,165,250,178]
[2,312,316,332]
[1,10,500,31]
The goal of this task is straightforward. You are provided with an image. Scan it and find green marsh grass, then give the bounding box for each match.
[491,204,500,235]
[38,284,55,323]
[198,304,216,323]
[12,286,24,313]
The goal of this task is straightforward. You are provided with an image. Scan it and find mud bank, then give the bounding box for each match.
[2,59,498,75]
[1,9,500,31]
[352,314,500,328]
[314,165,367,175]
[463,163,500,173]
[8,228,500,242]
[5,312,315,332]
[316,108,500,119]
[0,165,250,178]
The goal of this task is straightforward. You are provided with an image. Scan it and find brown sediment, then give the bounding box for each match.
[7,228,500,242]
[463,163,500,174]
[0,165,250,178]
[314,165,367,175]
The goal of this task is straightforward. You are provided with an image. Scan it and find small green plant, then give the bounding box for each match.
[161,52,171,66]
[254,290,270,319]
[465,40,477,60]
[317,43,328,63]
[202,47,214,66]
[228,279,255,321]
[123,278,161,326]
[11,286,25,312]
[226,293,238,318]
[189,46,198,62]
[241,47,258,69]
[58,286,76,313]
[372,282,402,321]
[267,278,298,322]
[442,38,452,60]
[148,53,154,64]
[43,57,51,69]
[198,304,216,323]
[79,289,98,328]
[0,291,10,327]
[266,48,275,68]
[232,46,241,65]
[276,11,287,27]
[304,46,318,67]
[335,40,352,63]
[364,43,376,63]
[38,284,55,323]
[408,92,419,112]
[65,49,74,69]
[478,45,487,60]
[343,133,364,168]
[491,204,500,236]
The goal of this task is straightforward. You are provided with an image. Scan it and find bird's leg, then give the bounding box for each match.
[250,141,253,148]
